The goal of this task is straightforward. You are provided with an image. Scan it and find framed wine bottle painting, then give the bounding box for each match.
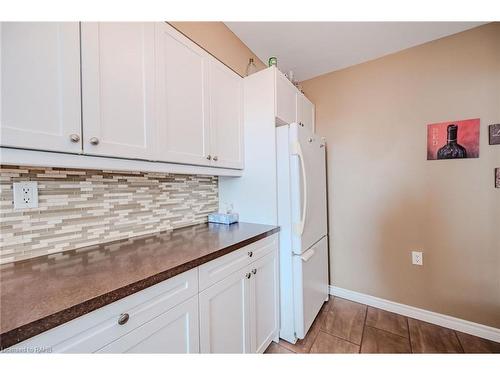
[427,118,480,160]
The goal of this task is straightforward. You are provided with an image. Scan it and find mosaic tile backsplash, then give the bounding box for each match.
[0,166,218,264]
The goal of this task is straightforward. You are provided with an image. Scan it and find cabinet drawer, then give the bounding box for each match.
[97,295,199,353]
[8,268,198,353]
[198,234,278,291]
[250,233,278,261]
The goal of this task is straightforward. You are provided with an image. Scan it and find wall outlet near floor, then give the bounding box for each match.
[412,251,423,266]
[13,181,39,209]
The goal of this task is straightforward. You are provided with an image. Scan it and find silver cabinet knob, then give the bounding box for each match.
[118,313,129,325]
[213,155,218,161]
[89,137,99,145]
[206,155,212,160]
[70,134,80,143]
[245,272,251,279]
[247,251,253,258]
[252,268,257,275]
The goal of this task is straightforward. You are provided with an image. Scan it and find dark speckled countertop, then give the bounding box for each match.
[0,222,279,349]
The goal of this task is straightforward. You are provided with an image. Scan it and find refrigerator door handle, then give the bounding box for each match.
[299,248,315,262]
[291,140,308,236]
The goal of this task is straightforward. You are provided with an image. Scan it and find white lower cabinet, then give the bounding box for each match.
[199,268,251,353]
[98,296,199,353]
[6,268,198,353]
[6,235,278,354]
[199,234,279,353]
[249,250,279,353]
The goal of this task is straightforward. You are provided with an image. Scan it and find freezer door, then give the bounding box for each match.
[292,236,329,339]
[290,123,328,253]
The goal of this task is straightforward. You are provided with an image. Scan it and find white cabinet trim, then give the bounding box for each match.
[0,147,243,177]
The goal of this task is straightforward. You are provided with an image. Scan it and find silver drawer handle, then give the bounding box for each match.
[213,155,218,161]
[69,134,80,143]
[245,272,251,279]
[206,155,212,160]
[118,313,129,325]
[252,268,257,275]
[247,251,253,258]
[89,137,100,145]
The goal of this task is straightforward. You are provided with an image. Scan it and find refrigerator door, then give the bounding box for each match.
[289,123,328,254]
[293,235,329,339]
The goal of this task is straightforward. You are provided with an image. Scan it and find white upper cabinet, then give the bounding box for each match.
[1,22,244,173]
[155,23,211,166]
[209,57,244,169]
[80,22,156,160]
[0,22,82,153]
[274,68,297,125]
[296,93,315,133]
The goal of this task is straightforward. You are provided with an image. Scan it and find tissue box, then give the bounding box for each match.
[208,212,239,225]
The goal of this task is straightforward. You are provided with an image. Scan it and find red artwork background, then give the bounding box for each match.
[427,118,480,160]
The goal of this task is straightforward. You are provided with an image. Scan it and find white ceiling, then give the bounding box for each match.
[225,22,486,81]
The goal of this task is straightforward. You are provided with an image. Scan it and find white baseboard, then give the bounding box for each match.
[329,285,500,343]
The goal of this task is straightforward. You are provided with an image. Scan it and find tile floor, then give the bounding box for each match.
[265,297,500,354]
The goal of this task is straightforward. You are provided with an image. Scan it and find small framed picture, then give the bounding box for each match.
[496,168,500,189]
[427,118,480,160]
[489,124,500,145]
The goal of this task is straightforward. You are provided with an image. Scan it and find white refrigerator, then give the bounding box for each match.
[276,122,329,343]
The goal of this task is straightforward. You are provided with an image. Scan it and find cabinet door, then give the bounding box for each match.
[250,250,279,353]
[199,269,251,353]
[98,296,199,353]
[156,23,211,166]
[0,22,82,153]
[81,22,156,160]
[209,58,243,169]
[296,93,315,133]
[275,68,296,125]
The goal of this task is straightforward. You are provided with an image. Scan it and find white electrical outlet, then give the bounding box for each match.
[13,181,39,209]
[412,251,423,266]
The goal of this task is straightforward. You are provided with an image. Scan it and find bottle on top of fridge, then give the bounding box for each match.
[245,58,257,76]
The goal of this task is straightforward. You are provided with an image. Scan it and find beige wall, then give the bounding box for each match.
[169,22,266,77]
[302,23,500,328]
